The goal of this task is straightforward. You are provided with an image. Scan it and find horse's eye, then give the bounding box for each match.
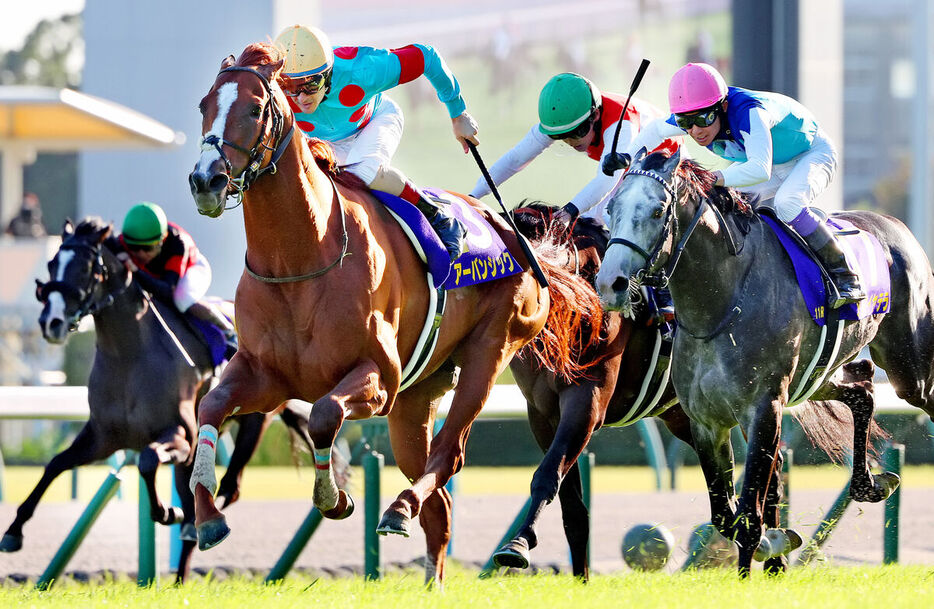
[653,207,664,219]
[251,105,262,117]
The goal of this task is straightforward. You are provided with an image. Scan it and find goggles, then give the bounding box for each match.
[283,73,328,97]
[674,108,719,131]
[126,242,158,253]
[548,117,594,141]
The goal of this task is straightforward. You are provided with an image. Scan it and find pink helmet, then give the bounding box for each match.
[668,63,728,114]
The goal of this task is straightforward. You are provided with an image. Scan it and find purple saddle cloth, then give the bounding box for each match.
[370,188,523,290]
[186,300,234,367]
[761,214,891,326]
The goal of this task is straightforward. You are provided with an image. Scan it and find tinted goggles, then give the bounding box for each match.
[548,117,594,141]
[126,242,157,253]
[674,108,719,130]
[283,73,328,97]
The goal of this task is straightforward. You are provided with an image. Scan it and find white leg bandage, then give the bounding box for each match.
[190,425,219,496]
[312,446,338,511]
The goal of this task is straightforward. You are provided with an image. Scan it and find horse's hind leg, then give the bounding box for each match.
[831,361,900,503]
[1,424,109,552]
[556,462,589,580]
[215,412,272,509]
[138,425,190,526]
[384,381,453,586]
[171,463,197,583]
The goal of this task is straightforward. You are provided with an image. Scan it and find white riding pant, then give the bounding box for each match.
[173,255,211,312]
[735,130,837,223]
[327,96,405,187]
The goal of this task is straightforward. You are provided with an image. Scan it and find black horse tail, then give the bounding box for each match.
[791,400,889,463]
[520,235,606,383]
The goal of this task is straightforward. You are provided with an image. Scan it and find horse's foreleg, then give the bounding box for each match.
[308,360,388,519]
[191,357,284,550]
[138,425,189,525]
[690,421,738,540]
[215,412,272,510]
[734,397,783,578]
[1,425,108,552]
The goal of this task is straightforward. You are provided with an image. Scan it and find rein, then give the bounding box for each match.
[199,66,295,210]
[244,175,350,283]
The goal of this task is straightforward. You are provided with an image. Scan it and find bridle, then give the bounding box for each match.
[37,240,127,332]
[199,66,295,210]
[607,168,708,288]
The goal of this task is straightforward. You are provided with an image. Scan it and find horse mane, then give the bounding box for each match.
[73,216,110,239]
[641,153,754,217]
[513,201,609,257]
[235,42,282,69]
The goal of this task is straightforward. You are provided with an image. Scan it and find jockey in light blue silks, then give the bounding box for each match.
[617,62,865,309]
[273,24,480,269]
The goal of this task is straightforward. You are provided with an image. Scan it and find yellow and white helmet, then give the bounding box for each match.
[274,25,334,85]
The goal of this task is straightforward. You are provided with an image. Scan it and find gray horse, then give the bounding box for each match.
[0,217,315,583]
[595,150,934,576]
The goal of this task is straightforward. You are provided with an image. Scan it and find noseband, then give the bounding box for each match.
[199,66,295,208]
[37,241,123,331]
[608,168,708,288]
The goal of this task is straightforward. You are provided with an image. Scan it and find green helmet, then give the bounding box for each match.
[538,73,600,136]
[122,202,168,245]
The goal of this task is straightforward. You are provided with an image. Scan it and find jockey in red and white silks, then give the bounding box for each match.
[470,73,682,226]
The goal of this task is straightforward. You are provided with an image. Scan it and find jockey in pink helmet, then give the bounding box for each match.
[620,62,863,309]
[274,25,478,268]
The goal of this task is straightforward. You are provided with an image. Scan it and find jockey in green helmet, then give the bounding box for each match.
[470,72,681,228]
[114,202,238,359]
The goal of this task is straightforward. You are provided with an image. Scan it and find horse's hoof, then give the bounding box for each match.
[493,538,531,569]
[875,472,901,500]
[376,510,411,537]
[0,534,23,553]
[320,490,355,520]
[753,528,802,562]
[180,522,198,542]
[196,516,231,551]
[165,506,184,525]
[851,472,901,503]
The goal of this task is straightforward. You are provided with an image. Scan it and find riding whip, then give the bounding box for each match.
[467,141,549,288]
[602,59,650,176]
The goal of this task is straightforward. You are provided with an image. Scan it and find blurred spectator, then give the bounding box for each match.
[686,29,715,65]
[5,192,47,238]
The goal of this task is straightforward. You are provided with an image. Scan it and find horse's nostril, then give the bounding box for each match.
[48,318,64,336]
[611,276,630,294]
[208,174,229,193]
[189,172,204,193]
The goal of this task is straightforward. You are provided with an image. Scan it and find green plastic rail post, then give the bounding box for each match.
[363,450,384,580]
[265,508,324,583]
[796,480,852,565]
[780,448,793,529]
[36,450,132,590]
[883,443,904,564]
[137,472,157,586]
[578,450,594,572]
[635,418,667,491]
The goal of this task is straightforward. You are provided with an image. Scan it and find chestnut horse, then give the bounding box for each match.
[497,205,693,579]
[186,43,599,585]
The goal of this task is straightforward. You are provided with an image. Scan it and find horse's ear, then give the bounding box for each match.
[256,58,285,83]
[61,219,74,238]
[93,223,113,245]
[662,147,681,175]
[633,146,648,164]
[220,54,236,71]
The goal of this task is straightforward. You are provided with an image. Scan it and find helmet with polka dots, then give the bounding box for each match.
[274,25,334,95]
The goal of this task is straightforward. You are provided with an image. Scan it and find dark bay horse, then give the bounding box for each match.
[0,217,311,583]
[595,149,934,575]
[494,204,693,579]
[186,43,600,585]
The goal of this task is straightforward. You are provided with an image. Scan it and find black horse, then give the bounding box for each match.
[492,204,694,579]
[596,150,931,576]
[0,217,314,583]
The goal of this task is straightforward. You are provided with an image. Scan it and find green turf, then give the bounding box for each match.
[0,565,931,606]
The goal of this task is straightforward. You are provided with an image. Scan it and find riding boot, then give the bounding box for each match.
[414,194,468,263]
[189,301,239,360]
[799,222,866,309]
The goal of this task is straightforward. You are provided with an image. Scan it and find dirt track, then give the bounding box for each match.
[1,485,932,583]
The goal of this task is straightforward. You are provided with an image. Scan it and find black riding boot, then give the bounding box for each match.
[414,195,467,262]
[189,301,239,359]
[800,223,866,309]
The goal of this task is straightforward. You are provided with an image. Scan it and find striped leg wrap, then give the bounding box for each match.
[313,447,338,510]
[190,425,219,496]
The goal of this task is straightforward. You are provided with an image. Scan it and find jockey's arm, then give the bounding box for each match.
[567,120,634,219]
[135,269,179,304]
[469,125,551,199]
[623,117,685,159]
[718,107,774,187]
